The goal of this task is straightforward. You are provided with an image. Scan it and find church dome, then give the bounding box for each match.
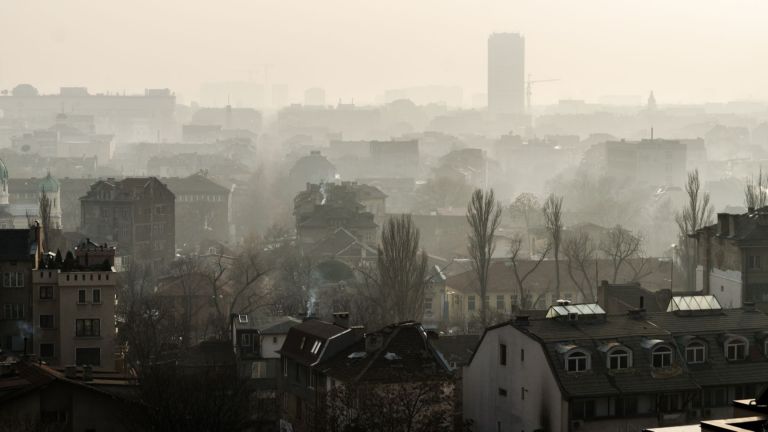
[40,172,60,193]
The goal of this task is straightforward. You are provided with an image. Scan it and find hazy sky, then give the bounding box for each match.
[1,0,767,106]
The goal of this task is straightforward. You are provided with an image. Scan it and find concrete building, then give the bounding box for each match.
[463,298,768,432]
[693,209,768,310]
[582,139,688,187]
[0,225,43,354]
[79,177,175,271]
[162,173,232,248]
[32,241,117,370]
[488,33,525,115]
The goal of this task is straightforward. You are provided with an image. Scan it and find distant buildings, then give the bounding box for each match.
[79,177,175,271]
[464,298,768,431]
[0,159,62,229]
[33,241,117,370]
[287,151,337,194]
[162,173,232,247]
[583,139,688,187]
[488,33,525,115]
[11,114,115,164]
[328,139,419,179]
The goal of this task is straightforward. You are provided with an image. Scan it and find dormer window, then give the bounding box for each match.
[608,348,631,370]
[566,350,589,372]
[310,340,322,355]
[652,346,673,368]
[685,341,706,364]
[725,337,748,361]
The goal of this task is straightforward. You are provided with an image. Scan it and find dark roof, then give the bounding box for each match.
[319,322,453,383]
[600,282,673,313]
[0,228,35,261]
[470,308,768,399]
[432,334,481,367]
[161,173,230,195]
[307,228,376,258]
[279,319,359,366]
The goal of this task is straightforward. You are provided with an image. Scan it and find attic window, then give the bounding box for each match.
[310,340,322,355]
[238,314,248,324]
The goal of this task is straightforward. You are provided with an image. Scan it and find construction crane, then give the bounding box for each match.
[526,74,559,114]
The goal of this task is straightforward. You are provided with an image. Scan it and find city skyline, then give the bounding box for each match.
[1,0,768,106]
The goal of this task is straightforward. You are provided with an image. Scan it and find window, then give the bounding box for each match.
[40,315,54,329]
[521,349,525,363]
[725,338,747,361]
[467,295,476,311]
[499,343,507,366]
[40,343,54,358]
[282,357,288,377]
[78,289,87,304]
[749,255,761,269]
[686,341,706,364]
[3,304,24,320]
[510,294,518,307]
[309,371,317,389]
[496,295,505,310]
[566,351,589,372]
[498,387,507,397]
[75,319,100,337]
[242,333,252,347]
[652,346,673,368]
[608,348,630,370]
[2,272,24,288]
[92,289,101,304]
[423,297,433,313]
[40,286,53,300]
[310,340,322,355]
[75,348,100,366]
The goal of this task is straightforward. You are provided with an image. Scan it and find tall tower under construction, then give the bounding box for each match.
[488,33,525,115]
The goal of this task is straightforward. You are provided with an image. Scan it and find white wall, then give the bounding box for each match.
[709,267,742,308]
[261,334,287,359]
[463,325,566,432]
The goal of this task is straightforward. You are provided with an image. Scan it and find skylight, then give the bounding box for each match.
[546,303,606,319]
[666,295,722,312]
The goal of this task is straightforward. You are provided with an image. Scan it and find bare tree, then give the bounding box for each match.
[744,167,767,210]
[543,193,565,298]
[600,225,642,283]
[363,214,429,326]
[508,233,550,309]
[563,230,597,302]
[509,193,541,258]
[167,256,208,346]
[675,169,714,290]
[466,189,502,327]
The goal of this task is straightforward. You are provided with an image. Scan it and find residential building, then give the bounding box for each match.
[488,33,525,115]
[11,114,115,164]
[162,173,232,247]
[328,139,420,179]
[79,177,175,271]
[646,388,768,431]
[0,225,43,353]
[0,360,136,432]
[32,241,117,370]
[288,151,337,195]
[692,209,768,310]
[278,317,458,432]
[0,159,62,229]
[582,139,688,187]
[293,183,379,250]
[463,297,768,431]
[278,314,360,432]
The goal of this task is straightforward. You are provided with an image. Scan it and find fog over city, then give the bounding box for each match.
[2,2,768,432]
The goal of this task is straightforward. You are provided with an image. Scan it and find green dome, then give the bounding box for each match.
[0,159,8,181]
[39,172,59,193]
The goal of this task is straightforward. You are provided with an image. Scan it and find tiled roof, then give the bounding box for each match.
[161,173,230,195]
[279,319,359,366]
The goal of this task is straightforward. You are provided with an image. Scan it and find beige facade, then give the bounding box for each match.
[32,268,116,370]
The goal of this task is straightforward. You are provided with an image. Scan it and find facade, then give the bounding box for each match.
[79,177,175,271]
[0,225,43,354]
[11,115,115,164]
[162,173,232,247]
[463,298,768,432]
[693,209,768,310]
[32,241,117,370]
[0,159,62,229]
[488,33,525,115]
[582,139,688,187]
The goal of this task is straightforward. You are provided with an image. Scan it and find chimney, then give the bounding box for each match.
[748,206,756,214]
[332,312,350,328]
[82,365,93,381]
[65,365,77,379]
[514,315,530,326]
[365,333,384,353]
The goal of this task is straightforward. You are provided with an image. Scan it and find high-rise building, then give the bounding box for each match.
[488,33,525,115]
